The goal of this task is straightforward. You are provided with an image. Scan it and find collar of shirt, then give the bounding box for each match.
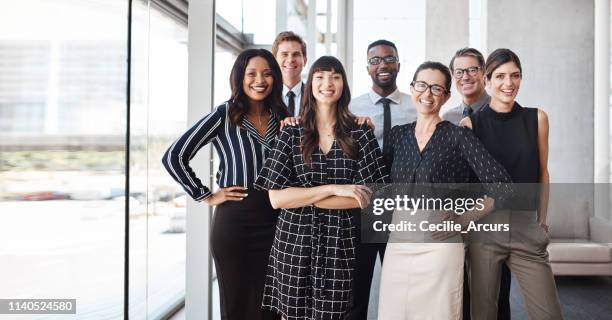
[368,87,402,105]
[240,112,280,148]
[460,92,491,112]
[283,81,303,98]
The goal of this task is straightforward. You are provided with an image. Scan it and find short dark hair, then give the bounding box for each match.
[485,48,522,80]
[272,31,307,58]
[367,39,398,56]
[411,61,452,93]
[449,47,485,71]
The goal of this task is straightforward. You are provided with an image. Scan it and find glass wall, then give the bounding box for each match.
[130,0,189,319]
[0,0,127,318]
[352,0,426,96]
[0,0,187,318]
[314,0,339,59]
[217,0,277,45]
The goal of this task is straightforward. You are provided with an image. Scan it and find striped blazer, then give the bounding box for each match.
[162,101,281,201]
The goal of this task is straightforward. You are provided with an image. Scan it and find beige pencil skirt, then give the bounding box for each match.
[377,242,465,320]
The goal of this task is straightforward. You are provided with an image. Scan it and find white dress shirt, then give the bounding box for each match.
[349,88,417,148]
[282,82,303,117]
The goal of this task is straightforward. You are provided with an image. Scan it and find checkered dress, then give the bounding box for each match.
[254,124,389,320]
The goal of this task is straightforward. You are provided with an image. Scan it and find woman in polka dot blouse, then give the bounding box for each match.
[377,61,512,320]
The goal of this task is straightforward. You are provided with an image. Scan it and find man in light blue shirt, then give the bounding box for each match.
[348,39,416,320]
[350,40,416,150]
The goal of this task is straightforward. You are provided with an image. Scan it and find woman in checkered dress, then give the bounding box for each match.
[255,56,389,320]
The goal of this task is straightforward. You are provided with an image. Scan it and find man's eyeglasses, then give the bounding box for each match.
[368,56,399,65]
[453,66,481,79]
[411,81,447,96]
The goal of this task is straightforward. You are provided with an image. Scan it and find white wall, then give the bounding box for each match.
[486,0,595,183]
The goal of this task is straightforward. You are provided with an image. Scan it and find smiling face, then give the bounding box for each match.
[242,56,274,103]
[487,61,521,106]
[453,56,485,100]
[410,68,450,115]
[312,70,343,105]
[275,40,306,85]
[367,45,400,90]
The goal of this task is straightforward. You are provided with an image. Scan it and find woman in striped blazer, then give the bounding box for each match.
[162,48,289,320]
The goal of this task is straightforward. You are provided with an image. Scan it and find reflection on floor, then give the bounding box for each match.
[171,258,612,320]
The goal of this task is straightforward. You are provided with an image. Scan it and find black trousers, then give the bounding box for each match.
[463,261,512,320]
[210,190,280,320]
[347,242,386,320]
[347,209,386,320]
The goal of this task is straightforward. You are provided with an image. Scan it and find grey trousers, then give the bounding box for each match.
[468,211,563,320]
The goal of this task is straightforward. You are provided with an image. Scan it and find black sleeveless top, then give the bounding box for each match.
[471,102,540,209]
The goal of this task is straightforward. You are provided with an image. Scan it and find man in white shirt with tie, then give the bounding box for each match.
[272,31,307,117]
[348,39,416,320]
[350,40,416,150]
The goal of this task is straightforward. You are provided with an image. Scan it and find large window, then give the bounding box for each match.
[129,1,188,319]
[0,0,188,319]
[0,0,127,318]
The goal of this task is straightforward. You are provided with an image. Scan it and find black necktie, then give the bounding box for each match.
[462,106,473,117]
[380,98,392,154]
[287,91,296,116]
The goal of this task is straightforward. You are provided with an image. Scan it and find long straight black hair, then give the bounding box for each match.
[228,49,289,127]
[300,56,357,165]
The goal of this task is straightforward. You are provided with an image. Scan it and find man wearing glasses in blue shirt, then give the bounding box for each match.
[348,39,416,320]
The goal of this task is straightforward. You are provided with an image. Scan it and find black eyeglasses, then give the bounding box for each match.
[453,66,481,79]
[411,81,447,96]
[368,55,399,65]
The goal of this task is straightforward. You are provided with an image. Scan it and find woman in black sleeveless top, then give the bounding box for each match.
[460,49,563,320]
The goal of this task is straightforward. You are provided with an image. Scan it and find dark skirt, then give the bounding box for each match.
[210,189,280,320]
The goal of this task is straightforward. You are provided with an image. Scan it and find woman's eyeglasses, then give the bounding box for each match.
[411,81,447,96]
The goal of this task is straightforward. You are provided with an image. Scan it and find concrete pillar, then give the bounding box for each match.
[186,0,215,318]
[594,0,610,221]
[336,0,353,85]
[307,0,317,59]
[324,0,332,54]
[276,0,287,33]
[486,0,594,183]
[425,0,469,63]
[594,0,610,183]
[425,0,469,112]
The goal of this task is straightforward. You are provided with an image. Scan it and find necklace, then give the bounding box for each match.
[319,125,335,138]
